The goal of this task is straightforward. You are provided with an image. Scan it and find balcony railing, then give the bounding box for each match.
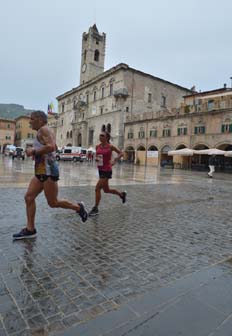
[181,101,232,114]
[73,100,87,110]
[113,88,129,98]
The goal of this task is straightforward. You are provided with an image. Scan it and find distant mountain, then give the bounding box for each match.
[0,104,34,120]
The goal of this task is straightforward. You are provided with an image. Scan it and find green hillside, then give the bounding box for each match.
[0,104,33,120]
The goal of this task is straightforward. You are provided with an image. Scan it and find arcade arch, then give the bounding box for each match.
[136,145,146,165]
[175,144,187,150]
[160,145,172,167]
[192,144,209,169]
[125,146,135,163]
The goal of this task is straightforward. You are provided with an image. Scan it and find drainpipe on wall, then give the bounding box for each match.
[130,71,136,164]
[145,121,148,166]
[130,71,135,119]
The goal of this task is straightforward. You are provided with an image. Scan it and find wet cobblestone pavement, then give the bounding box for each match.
[1,158,232,335]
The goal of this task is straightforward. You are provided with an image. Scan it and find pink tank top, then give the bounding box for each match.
[96,143,112,171]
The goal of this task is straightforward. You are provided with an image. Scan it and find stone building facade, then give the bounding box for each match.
[47,113,58,140]
[124,87,232,168]
[56,25,192,151]
[0,119,15,153]
[15,115,37,148]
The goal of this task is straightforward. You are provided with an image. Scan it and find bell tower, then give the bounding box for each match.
[80,24,106,84]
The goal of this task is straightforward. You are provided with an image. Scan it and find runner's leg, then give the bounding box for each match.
[24,177,43,231]
[102,178,123,198]
[43,178,80,211]
[95,179,103,207]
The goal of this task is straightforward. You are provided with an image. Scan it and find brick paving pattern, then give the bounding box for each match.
[1,176,232,335]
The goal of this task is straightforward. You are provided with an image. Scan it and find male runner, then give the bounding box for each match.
[13,111,88,240]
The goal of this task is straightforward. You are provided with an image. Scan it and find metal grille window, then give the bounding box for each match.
[221,124,232,133]
[150,129,157,137]
[194,126,205,134]
[138,131,145,138]
[162,129,171,137]
[128,132,134,139]
[177,127,187,135]
[208,100,214,110]
[110,83,113,96]
[161,96,166,107]
[101,87,105,99]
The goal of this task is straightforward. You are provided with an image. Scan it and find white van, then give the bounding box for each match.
[56,147,83,162]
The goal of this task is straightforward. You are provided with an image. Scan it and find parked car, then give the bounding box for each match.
[12,147,25,160]
[4,145,16,156]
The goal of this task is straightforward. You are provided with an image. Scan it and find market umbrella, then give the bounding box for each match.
[194,148,225,155]
[168,148,195,156]
[87,147,96,152]
[224,151,232,157]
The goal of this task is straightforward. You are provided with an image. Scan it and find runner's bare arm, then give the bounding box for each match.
[111,145,123,165]
[26,127,56,157]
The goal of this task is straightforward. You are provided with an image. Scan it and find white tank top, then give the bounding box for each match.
[34,136,58,176]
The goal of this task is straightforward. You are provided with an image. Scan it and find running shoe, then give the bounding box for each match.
[121,191,127,204]
[78,202,88,222]
[89,206,99,217]
[13,228,37,240]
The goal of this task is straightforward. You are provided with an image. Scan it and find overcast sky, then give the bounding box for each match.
[0,0,231,112]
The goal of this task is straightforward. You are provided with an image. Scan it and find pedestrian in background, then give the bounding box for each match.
[13,110,88,240]
[208,155,217,178]
[88,131,126,216]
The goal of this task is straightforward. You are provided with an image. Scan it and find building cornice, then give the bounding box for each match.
[184,88,232,98]
[124,108,232,126]
[56,63,192,101]
[15,115,30,121]
[0,118,16,123]
[56,64,128,100]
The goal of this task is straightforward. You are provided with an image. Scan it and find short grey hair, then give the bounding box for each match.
[31,110,47,124]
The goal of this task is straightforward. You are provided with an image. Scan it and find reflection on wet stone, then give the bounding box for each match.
[0,329,7,336]
[48,288,71,306]
[46,321,65,334]
[62,313,81,328]
[60,302,79,316]
[21,304,42,319]
[0,295,15,314]
[37,297,59,317]
[27,314,47,330]
[31,288,48,300]
[2,160,232,334]
[2,309,27,334]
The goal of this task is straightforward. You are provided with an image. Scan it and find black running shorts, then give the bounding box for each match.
[98,170,112,179]
[35,175,59,182]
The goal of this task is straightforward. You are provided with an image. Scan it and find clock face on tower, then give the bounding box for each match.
[82,63,87,73]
